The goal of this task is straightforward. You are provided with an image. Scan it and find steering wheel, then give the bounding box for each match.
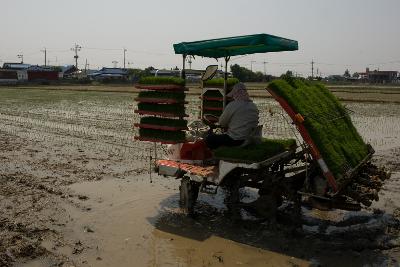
[203,114,219,129]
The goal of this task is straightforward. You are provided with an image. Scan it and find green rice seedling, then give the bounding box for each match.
[203,78,239,88]
[138,91,185,101]
[140,117,187,128]
[139,128,186,142]
[268,78,369,181]
[139,76,185,86]
[214,138,296,162]
[137,103,186,115]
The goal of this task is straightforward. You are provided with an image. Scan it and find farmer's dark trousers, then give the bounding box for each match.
[205,133,244,150]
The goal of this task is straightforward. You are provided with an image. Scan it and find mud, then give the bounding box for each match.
[1,88,400,266]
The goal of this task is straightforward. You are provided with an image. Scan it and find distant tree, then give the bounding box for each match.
[352,72,360,78]
[282,70,293,77]
[127,67,155,81]
[143,66,155,76]
[51,66,62,72]
[344,69,351,78]
[230,64,266,82]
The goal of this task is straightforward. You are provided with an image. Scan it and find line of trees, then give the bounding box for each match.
[230,64,271,82]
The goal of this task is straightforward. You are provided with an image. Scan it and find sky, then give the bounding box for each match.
[1,0,399,77]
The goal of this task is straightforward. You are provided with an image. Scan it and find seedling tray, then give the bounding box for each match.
[201,96,223,101]
[202,106,223,111]
[134,110,188,118]
[214,138,296,162]
[137,128,186,144]
[268,77,370,192]
[135,84,187,91]
[134,123,187,131]
[135,97,188,104]
[134,136,185,144]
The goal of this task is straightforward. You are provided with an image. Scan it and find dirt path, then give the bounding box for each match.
[1,88,400,266]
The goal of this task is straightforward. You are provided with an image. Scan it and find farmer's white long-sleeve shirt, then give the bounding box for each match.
[218,100,259,140]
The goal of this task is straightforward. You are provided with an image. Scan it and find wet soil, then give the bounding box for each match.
[0,88,400,267]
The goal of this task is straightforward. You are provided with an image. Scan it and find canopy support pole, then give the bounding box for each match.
[181,54,186,79]
[223,56,230,108]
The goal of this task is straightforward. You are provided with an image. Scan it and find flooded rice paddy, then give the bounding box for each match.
[0,87,399,266]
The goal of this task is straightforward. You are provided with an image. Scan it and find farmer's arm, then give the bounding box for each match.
[218,102,235,127]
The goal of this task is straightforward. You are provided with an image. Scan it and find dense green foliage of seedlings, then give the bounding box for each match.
[269,77,369,180]
[139,76,185,86]
[139,128,186,142]
[137,103,185,114]
[203,78,239,87]
[214,138,296,162]
[140,117,187,127]
[203,100,223,108]
[138,91,185,101]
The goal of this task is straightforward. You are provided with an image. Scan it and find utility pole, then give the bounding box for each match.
[71,44,82,69]
[262,61,268,75]
[84,59,88,73]
[311,59,314,78]
[123,48,127,69]
[41,48,47,66]
[250,60,256,72]
[187,56,193,69]
[17,54,24,64]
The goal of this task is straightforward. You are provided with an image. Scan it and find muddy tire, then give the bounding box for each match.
[224,179,241,220]
[179,177,199,216]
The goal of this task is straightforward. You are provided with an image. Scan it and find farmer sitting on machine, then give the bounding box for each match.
[205,82,259,149]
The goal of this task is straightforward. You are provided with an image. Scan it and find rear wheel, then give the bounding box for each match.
[179,177,199,215]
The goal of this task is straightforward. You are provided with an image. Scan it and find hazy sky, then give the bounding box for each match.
[1,0,399,76]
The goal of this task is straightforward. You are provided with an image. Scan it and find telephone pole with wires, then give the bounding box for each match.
[71,44,82,69]
[262,61,268,75]
[250,60,256,72]
[123,48,127,69]
[17,54,24,64]
[187,55,193,69]
[41,48,47,66]
[311,59,314,78]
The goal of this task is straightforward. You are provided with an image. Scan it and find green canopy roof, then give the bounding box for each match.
[173,33,298,58]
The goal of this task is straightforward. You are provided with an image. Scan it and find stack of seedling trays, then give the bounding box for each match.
[201,78,239,122]
[134,77,188,144]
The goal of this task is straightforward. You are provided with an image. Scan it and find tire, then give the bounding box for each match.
[224,179,241,220]
[179,177,199,215]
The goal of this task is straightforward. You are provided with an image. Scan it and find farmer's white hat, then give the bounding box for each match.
[227,82,246,97]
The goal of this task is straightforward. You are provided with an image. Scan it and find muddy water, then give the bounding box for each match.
[62,176,311,267]
[1,89,400,266]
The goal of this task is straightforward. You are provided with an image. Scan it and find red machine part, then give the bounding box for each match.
[267,88,338,192]
[180,140,213,160]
